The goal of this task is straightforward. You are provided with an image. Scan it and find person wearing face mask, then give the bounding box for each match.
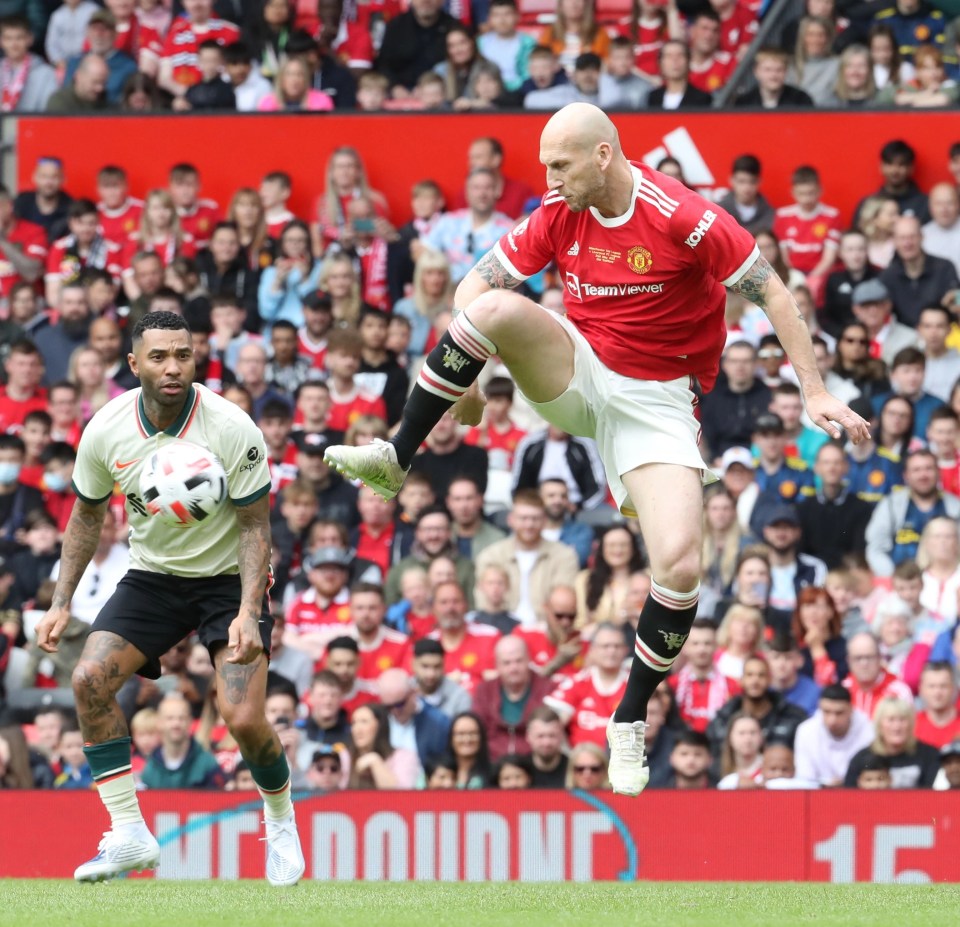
[0,433,48,556]
[39,441,77,534]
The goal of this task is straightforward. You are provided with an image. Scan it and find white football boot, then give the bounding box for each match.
[74,828,160,882]
[606,716,650,796]
[264,813,306,887]
[323,438,409,501]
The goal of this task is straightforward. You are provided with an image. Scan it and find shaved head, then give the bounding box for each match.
[539,104,632,216]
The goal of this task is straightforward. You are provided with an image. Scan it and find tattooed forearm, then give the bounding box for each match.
[235,495,272,615]
[473,249,525,290]
[51,499,109,609]
[730,256,776,309]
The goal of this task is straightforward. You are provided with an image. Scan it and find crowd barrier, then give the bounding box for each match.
[18,111,960,230]
[5,790,960,882]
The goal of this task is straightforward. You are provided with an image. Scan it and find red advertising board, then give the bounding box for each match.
[4,790,960,882]
[16,112,960,230]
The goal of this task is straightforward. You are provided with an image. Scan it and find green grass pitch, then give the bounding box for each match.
[6,881,960,927]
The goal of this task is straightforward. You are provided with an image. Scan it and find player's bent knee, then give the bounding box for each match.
[221,706,265,742]
[71,660,111,701]
[654,551,702,593]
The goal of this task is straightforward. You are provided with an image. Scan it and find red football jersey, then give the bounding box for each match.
[428,625,501,694]
[268,441,299,504]
[340,678,380,717]
[298,331,328,369]
[116,19,163,59]
[327,386,388,432]
[284,587,353,634]
[407,611,437,641]
[45,236,123,285]
[354,521,395,574]
[161,18,241,87]
[772,203,842,274]
[0,219,48,298]
[98,197,144,247]
[914,709,960,749]
[688,51,737,93]
[512,626,588,679]
[120,232,197,272]
[718,3,759,56]
[356,626,411,681]
[464,421,527,470]
[544,667,629,748]
[266,210,297,240]
[0,387,48,434]
[177,199,222,249]
[494,163,758,393]
[616,18,668,79]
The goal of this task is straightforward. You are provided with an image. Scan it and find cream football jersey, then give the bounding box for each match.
[72,384,270,578]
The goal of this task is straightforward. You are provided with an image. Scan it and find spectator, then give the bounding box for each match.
[852,139,929,225]
[857,195,900,269]
[716,712,764,789]
[525,50,604,109]
[753,504,827,614]
[793,586,849,687]
[700,487,746,616]
[700,342,771,459]
[662,730,714,789]
[798,442,874,569]
[14,157,71,245]
[752,412,816,506]
[157,0,239,102]
[519,44,568,102]
[849,279,919,368]
[514,583,588,680]
[822,231,878,337]
[348,702,419,789]
[792,684,874,787]
[787,16,839,105]
[768,632,822,715]
[669,618,740,732]
[476,490,579,627]
[562,742,607,790]
[46,53,110,113]
[534,479,592,568]
[511,426,606,511]
[868,23,912,91]
[65,11,138,106]
[714,603,764,680]
[283,546,354,661]
[423,756,458,788]
[352,583,411,682]
[141,692,225,789]
[468,564,520,634]
[575,525,644,629]
[357,309,409,426]
[325,635,380,716]
[378,667,450,769]
[822,44,877,107]
[223,40,273,111]
[922,184,960,276]
[599,34,654,109]
[392,251,452,359]
[866,449,960,576]
[0,17,57,113]
[491,753,533,789]
[347,487,405,579]
[287,29,356,110]
[844,696,940,787]
[266,614,313,698]
[51,726,93,790]
[842,631,913,716]
[180,39,236,111]
[447,710,491,788]
[435,25,490,105]
[46,200,123,310]
[880,215,959,328]
[873,2,946,65]
[477,0,533,93]
[257,55,334,111]
[917,516,960,623]
[914,662,960,748]
[296,670,352,772]
[716,154,776,237]
[538,0,610,75]
[406,415,488,501]
[258,220,322,331]
[686,11,735,95]
[376,0,458,96]
[647,41,712,109]
[853,752,892,788]
[33,284,93,383]
[525,706,568,788]
[919,307,960,402]
[735,47,814,108]
[773,165,841,283]
[411,637,472,719]
[544,622,629,748]
[303,744,344,792]
[937,740,960,790]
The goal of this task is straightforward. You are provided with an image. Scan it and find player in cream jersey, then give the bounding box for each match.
[72,379,268,577]
[36,312,305,887]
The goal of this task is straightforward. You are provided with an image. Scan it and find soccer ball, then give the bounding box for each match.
[139,441,227,528]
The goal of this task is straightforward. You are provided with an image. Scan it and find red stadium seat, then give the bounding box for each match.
[596,0,634,23]
[517,0,558,26]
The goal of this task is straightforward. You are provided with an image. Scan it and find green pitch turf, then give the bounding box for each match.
[6,881,960,927]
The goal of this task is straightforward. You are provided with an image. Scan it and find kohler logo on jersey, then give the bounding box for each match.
[684,210,717,248]
[565,271,663,300]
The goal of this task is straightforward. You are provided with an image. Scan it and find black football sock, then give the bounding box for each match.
[390,313,495,468]
[613,580,700,723]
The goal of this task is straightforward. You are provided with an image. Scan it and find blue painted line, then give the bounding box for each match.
[570,789,639,882]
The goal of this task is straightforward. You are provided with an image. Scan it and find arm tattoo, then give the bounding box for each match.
[474,249,524,290]
[235,495,272,616]
[51,499,109,610]
[730,256,776,310]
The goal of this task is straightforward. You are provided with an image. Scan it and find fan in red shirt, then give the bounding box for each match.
[615,0,671,81]
[772,166,842,279]
[324,329,388,432]
[428,581,500,694]
[298,294,334,370]
[0,186,47,300]
[0,341,47,434]
[323,103,869,797]
[928,408,960,496]
[119,189,197,286]
[96,165,143,247]
[710,0,758,57]
[687,11,737,93]
[168,163,222,250]
[544,624,630,748]
[914,662,960,749]
[351,583,411,681]
[351,486,401,575]
[100,0,163,66]
[450,138,536,221]
[842,632,913,717]
[464,375,527,470]
[157,0,240,96]
[324,635,379,716]
[258,399,299,504]
[513,584,589,680]
[283,546,354,662]
[668,618,740,732]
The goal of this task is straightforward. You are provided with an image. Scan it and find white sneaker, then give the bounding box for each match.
[323,438,410,501]
[606,716,650,797]
[264,813,305,887]
[74,828,160,882]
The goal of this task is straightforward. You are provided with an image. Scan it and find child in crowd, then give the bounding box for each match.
[478,0,535,91]
[53,727,94,790]
[260,171,296,239]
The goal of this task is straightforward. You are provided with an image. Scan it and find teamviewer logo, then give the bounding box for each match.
[566,272,582,301]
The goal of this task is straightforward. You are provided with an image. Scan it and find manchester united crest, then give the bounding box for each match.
[627,245,652,275]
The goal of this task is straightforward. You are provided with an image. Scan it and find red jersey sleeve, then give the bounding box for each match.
[45,241,67,278]
[543,673,580,722]
[492,204,557,281]
[668,193,759,287]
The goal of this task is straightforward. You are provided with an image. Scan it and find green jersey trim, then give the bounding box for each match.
[136,386,200,437]
[232,482,270,507]
[71,480,112,506]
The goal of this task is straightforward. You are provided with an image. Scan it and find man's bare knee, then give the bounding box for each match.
[653,550,701,593]
[72,660,112,703]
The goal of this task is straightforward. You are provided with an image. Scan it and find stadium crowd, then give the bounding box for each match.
[2,0,960,796]
[0,0,959,113]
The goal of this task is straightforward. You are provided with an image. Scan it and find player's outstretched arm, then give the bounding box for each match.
[36,498,109,652]
[228,494,272,665]
[730,256,870,444]
[454,248,526,310]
